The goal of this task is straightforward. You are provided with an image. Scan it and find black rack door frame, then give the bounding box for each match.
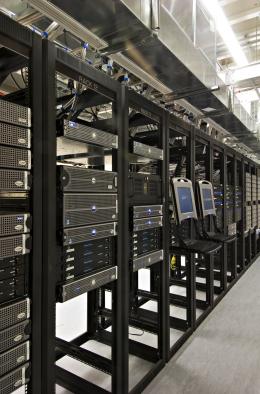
[0,13,43,394]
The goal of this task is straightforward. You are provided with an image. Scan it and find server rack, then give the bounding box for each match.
[251,165,258,258]
[235,157,245,273]
[193,135,214,325]
[42,41,130,394]
[225,153,237,283]
[0,13,42,394]
[124,90,168,393]
[245,162,253,265]
[167,115,195,359]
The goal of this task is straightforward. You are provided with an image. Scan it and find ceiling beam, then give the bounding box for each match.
[229,7,260,26]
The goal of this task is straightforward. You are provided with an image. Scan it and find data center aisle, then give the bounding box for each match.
[144,258,260,394]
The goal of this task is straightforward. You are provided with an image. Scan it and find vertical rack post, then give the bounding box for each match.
[233,157,238,279]
[158,109,169,362]
[206,141,214,307]
[240,158,246,271]
[162,111,170,360]
[186,127,196,329]
[221,150,228,291]
[41,39,57,394]
[30,33,43,394]
[112,83,129,394]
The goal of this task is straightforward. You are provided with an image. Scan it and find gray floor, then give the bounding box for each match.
[144,258,260,394]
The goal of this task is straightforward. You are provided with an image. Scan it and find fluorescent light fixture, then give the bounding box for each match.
[200,0,248,67]
[232,62,260,83]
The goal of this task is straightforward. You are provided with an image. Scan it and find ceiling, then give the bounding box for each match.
[218,0,260,104]
[218,0,260,64]
[0,0,260,161]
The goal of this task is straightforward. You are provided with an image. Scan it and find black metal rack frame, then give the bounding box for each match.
[126,90,168,393]
[0,12,43,394]
[42,42,131,394]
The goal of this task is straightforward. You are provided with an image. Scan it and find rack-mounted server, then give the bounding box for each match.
[133,216,163,232]
[129,140,163,160]
[133,250,164,272]
[0,214,31,237]
[57,266,118,302]
[0,100,31,128]
[58,166,117,193]
[0,363,30,393]
[63,222,117,246]
[58,193,118,228]
[0,235,31,260]
[57,119,118,149]
[132,205,163,219]
[0,320,30,354]
[0,121,31,149]
[0,169,31,191]
[0,145,31,170]
[0,341,30,377]
[0,298,30,331]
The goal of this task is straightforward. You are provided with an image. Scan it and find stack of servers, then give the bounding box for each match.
[128,141,164,271]
[245,172,252,231]
[0,100,31,392]
[235,186,242,222]
[56,120,119,303]
[213,184,224,230]
[252,174,257,228]
[226,185,235,225]
[131,205,163,271]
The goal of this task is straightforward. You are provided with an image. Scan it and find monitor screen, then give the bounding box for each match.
[202,188,213,210]
[178,187,193,213]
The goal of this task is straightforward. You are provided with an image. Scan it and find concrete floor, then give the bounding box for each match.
[144,258,260,394]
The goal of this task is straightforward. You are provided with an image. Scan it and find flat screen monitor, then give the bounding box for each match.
[202,188,214,211]
[178,187,194,214]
